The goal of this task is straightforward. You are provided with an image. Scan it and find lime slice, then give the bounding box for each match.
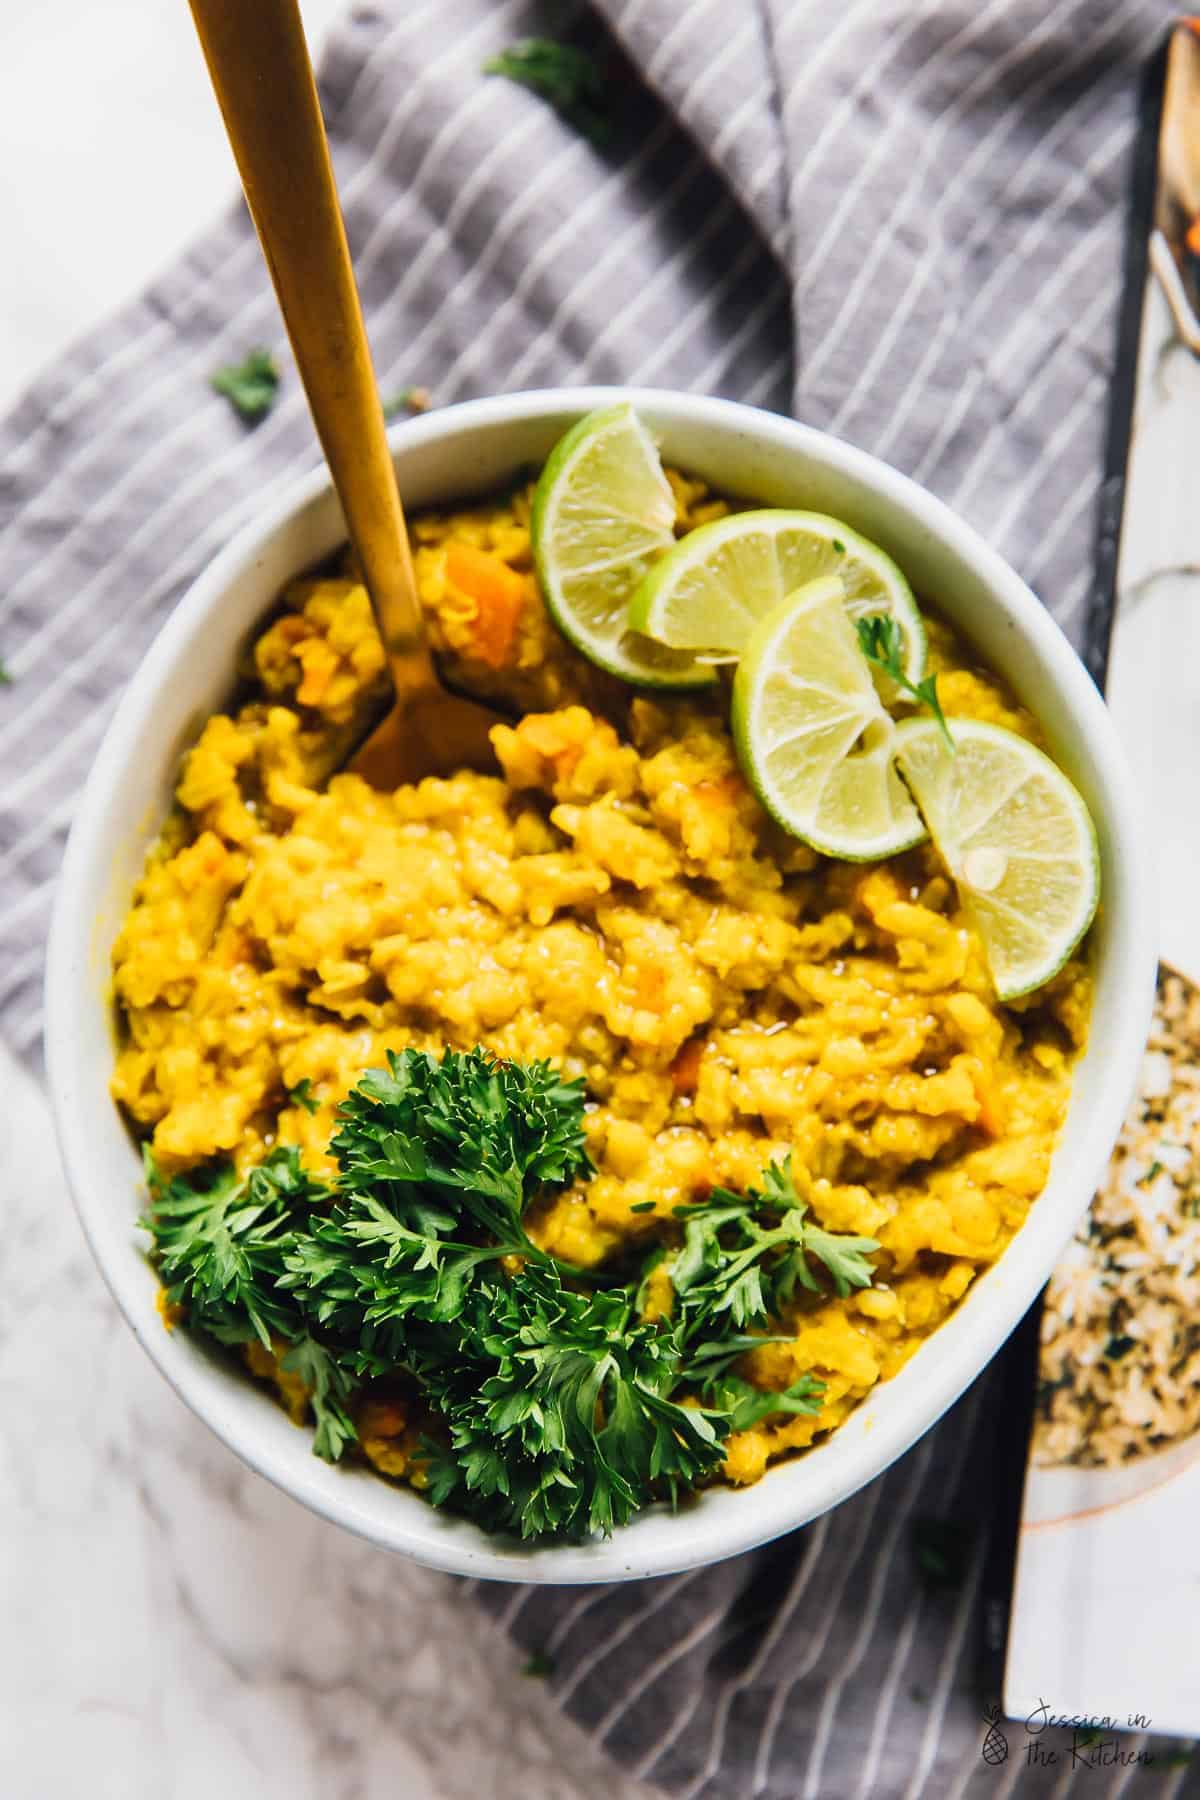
[893,718,1099,999]
[531,405,716,689]
[731,578,927,860]
[629,508,926,682]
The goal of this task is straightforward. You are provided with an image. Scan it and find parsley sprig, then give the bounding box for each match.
[142,1145,317,1350]
[855,613,954,753]
[211,348,280,423]
[141,1051,881,1540]
[283,1051,592,1355]
[484,38,611,146]
[141,1146,357,1462]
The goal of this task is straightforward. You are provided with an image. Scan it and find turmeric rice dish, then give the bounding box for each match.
[112,466,1092,1515]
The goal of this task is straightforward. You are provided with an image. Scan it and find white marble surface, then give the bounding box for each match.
[0,1043,654,1800]
[0,6,653,1797]
[0,0,338,414]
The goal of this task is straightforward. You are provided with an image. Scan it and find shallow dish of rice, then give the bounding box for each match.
[45,389,1156,1580]
[1024,966,1200,1526]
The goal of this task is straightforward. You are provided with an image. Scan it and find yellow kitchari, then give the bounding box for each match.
[111,473,1091,1490]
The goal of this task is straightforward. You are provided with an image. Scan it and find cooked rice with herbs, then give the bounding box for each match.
[114,467,1094,1520]
[1034,966,1200,1467]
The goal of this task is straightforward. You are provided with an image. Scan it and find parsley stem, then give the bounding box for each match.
[854,613,955,754]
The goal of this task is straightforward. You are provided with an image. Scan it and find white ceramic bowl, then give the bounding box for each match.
[46,387,1157,1583]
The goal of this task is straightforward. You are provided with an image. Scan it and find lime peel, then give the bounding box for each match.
[629,507,927,688]
[893,717,1100,999]
[531,404,717,690]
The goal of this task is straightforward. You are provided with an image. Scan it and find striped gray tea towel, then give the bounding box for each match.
[0,1,1180,1794]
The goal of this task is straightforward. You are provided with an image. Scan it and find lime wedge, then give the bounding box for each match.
[732,578,927,860]
[531,405,716,689]
[893,718,1099,999]
[629,508,926,682]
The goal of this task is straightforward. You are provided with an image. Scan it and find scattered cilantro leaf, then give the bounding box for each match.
[0,661,11,687]
[522,1650,556,1678]
[288,1078,320,1115]
[484,38,611,146]
[855,613,954,753]
[211,348,280,423]
[1138,1159,1163,1187]
[630,1200,656,1213]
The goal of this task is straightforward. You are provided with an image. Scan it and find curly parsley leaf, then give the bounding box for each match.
[855,613,954,753]
[141,1145,326,1349]
[146,1056,884,1541]
[408,1270,726,1540]
[282,1048,595,1354]
[211,347,280,423]
[279,1335,359,1462]
[288,1078,320,1115]
[331,1047,593,1223]
[699,1372,826,1434]
[484,38,611,146]
[670,1155,879,1322]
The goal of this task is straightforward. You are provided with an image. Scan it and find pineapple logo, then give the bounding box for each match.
[981,1705,1009,1766]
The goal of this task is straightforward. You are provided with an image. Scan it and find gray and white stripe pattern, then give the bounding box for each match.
[0,0,1186,1793]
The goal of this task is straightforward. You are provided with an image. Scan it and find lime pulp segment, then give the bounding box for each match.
[731,578,928,861]
[893,717,1100,999]
[629,509,927,684]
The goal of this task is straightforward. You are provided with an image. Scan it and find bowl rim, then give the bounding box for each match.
[45,385,1158,1582]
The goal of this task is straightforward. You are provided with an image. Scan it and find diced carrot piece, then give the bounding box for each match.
[521,716,568,756]
[273,615,310,645]
[671,1036,705,1094]
[195,834,227,878]
[445,542,525,668]
[693,775,742,807]
[969,1060,1006,1137]
[518,712,586,781]
[357,1398,408,1438]
[296,638,339,705]
[634,964,666,1009]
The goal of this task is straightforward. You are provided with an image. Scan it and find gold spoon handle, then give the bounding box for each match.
[188,0,429,683]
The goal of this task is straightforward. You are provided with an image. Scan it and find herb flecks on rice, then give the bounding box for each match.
[1034,968,1200,1468]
